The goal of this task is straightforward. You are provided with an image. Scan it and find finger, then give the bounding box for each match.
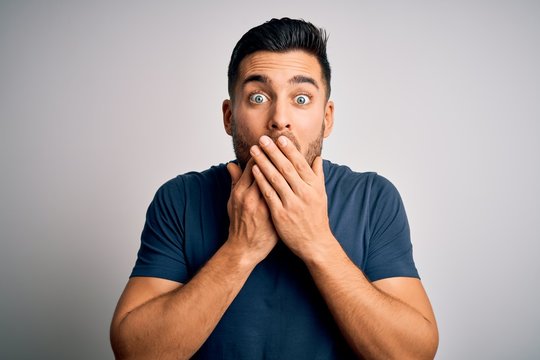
[252,164,283,210]
[226,162,242,188]
[256,136,304,193]
[251,142,296,200]
[228,159,255,191]
[274,135,317,185]
[311,156,325,182]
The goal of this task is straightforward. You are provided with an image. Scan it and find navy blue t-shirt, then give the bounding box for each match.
[131,160,418,359]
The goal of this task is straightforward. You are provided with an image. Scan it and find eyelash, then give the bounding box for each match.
[247,92,313,103]
[295,92,312,99]
[248,91,268,101]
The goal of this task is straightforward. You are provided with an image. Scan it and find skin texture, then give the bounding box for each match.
[110,50,439,359]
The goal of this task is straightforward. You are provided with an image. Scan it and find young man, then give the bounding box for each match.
[111,18,438,359]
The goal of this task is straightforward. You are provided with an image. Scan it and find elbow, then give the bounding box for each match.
[399,320,439,360]
[110,317,132,360]
[414,319,439,360]
[110,330,136,360]
[110,330,125,360]
[426,322,439,359]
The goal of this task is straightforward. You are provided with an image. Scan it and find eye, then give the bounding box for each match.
[249,93,268,104]
[294,94,311,105]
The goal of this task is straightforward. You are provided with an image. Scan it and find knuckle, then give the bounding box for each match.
[279,163,294,176]
[269,174,280,185]
[296,161,309,173]
[264,189,273,199]
[275,209,288,222]
[294,188,305,199]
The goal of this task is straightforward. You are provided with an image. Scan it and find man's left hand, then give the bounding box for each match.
[249,135,334,260]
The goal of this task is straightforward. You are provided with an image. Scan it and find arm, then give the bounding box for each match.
[250,135,438,359]
[110,160,278,359]
[304,237,438,359]
[111,242,256,360]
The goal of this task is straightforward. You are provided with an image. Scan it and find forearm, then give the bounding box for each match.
[305,238,438,360]
[112,241,257,360]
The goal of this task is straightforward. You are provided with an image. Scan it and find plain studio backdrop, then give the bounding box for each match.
[1,1,539,359]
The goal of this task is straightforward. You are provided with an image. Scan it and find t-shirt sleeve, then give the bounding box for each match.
[130,177,189,283]
[364,175,419,282]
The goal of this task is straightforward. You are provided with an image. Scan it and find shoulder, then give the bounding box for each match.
[323,159,406,217]
[150,162,231,208]
[156,163,231,194]
[323,159,397,195]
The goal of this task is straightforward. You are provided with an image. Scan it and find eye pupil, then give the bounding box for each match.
[297,96,306,104]
[255,95,263,103]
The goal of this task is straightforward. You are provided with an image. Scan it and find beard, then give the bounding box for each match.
[231,118,325,170]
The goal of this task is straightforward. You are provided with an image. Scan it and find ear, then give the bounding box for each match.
[222,99,233,136]
[323,100,334,138]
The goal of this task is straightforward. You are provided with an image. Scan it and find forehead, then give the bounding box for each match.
[237,50,323,84]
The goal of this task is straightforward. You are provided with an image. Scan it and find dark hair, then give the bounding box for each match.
[227,18,331,100]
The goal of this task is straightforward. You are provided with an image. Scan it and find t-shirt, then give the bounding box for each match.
[131,159,418,359]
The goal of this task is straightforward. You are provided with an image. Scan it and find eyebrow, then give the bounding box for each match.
[289,75,319,89]
[242,74,270,86]
[241,74,319,89]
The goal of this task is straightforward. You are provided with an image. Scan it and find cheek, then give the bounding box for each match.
[294,108,324,134]
[233,108,266,142]
[233,122,255,141]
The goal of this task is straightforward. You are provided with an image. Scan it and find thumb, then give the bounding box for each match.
[227,162,242,188]
[312,156,324,178]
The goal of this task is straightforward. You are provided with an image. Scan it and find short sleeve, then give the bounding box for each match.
[130,177,189,283]
[364,175,419,282]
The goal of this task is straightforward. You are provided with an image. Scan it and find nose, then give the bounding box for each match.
[267,99,291,131]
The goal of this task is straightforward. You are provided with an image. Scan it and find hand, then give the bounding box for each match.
[226,159,279,265]
[250,135,334,260]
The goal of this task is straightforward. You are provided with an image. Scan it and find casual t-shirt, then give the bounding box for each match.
[131,159,418,359]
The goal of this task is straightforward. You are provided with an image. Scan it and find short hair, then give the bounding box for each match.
[227,18,331,100]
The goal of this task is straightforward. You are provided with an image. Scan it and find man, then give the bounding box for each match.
[110,18,438,359]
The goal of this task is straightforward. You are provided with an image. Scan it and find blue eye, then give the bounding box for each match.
[295,95,310,105]
[249,93,268,104]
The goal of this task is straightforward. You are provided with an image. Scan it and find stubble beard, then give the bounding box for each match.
[231,118,325,170]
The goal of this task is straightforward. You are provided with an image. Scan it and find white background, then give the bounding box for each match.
[1,1,539,359]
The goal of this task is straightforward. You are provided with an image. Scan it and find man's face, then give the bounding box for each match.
[223,50,334,169]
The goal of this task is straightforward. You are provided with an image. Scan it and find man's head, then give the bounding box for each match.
[223,18,334,169]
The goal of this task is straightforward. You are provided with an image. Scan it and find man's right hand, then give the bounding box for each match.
[226,159,278,265]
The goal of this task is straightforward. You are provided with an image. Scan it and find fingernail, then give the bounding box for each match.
[250,145,261,156]
[278,136,287,146]
[260,135,271,146]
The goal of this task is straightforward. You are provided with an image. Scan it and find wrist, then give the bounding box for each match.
[298,231,340,266]
[221,237,265,271]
